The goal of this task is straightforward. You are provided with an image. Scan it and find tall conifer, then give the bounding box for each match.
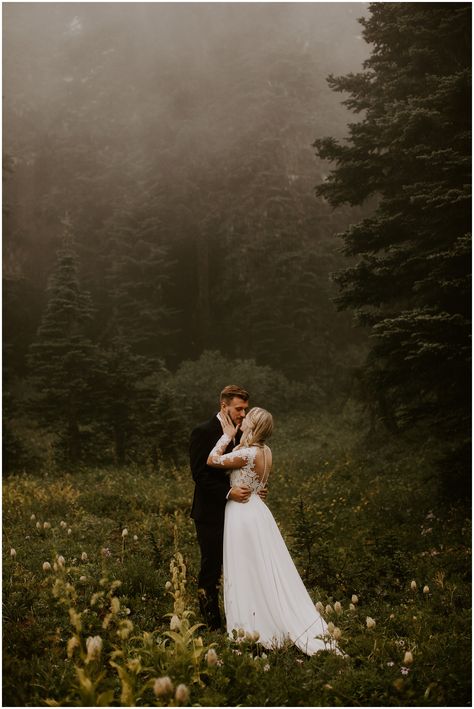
[314,4,471,492]
[28,219,97,463]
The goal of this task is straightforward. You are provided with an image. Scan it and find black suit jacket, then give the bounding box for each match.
[190,414,239,526]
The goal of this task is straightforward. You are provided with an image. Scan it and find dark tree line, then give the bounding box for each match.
[315,2,471,497]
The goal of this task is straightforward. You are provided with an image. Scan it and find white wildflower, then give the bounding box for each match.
[79,575,87,583]
[263,663,270,672]
[10,548,16,558]
[57,555,65,567]
[403,650,413,665]
[43,521,51,529]
[165,581,172,590]
[333,626,342,641]
[366,616,376,629]
[423,585,430,594]
[153,676,174,696]
[315,601,324,613]
[206,648,218,666]
[325,604,333,615]
[36,522,41,529]
[67,528,72,535]
[30,514,36,521]
[122,528,128,537]
[334,601,342,614]
[133,535,138,541]
[60,521,67,528]
[327,622,335,635]
[351,594,359,604]
[86,635,103,662]
[170,614,181,631]
[81,552,88,562]
[349,603,356,611]
[410,580,417,591]
[175,683,189,704]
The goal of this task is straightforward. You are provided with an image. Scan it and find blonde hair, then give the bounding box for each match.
[237,407,273,449]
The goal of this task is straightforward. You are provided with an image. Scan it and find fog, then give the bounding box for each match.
[4,2,369,381]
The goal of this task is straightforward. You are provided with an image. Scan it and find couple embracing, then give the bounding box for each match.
[189,385,338,656]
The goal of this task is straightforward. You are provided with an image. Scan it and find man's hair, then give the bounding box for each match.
[220,384,249,404]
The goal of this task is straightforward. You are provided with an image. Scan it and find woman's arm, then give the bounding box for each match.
[207,433,249,469]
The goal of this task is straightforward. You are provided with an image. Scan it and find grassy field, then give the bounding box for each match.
[3,409,471,706]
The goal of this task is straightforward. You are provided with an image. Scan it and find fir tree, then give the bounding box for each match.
[314,4,471,493]
[28,220,98,463]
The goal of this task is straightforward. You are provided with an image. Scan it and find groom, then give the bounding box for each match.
[190,384,253,630]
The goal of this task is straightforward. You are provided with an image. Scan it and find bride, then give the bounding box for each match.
[207,406,338,655]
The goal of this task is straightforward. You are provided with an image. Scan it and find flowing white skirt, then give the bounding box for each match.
[223,493,332,655]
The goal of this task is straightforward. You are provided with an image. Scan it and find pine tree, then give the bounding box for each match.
[314,4,471,493]
[28,220,98,463]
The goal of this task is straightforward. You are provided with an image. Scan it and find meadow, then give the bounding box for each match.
[3,408,471,707]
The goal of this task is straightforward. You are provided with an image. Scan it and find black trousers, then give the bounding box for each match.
[194,520,224,594]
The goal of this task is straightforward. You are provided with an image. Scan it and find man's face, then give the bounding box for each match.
[221,397,249,426]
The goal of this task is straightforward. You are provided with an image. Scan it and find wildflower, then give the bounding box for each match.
[333,627,342,641]
[389,613,395,619]
[165,581,172,590]
[67,636,81,658]
[423,585,430,594]
[315,601,324,613]
[170,614,181,631]
[410,580,417,591]
[366,616,376,629]
[237,627,246,638]
[261,652,267,659]
[42,561,52,572]
[195,637,203,647]
[349,603,356,611]
[10,548,16,558]
[175,683,189,705]
[323,683,333,690]
[67,528,72,535]
[79,575,87,583]
[334,601,342,614]
[403,651,413,665]
[30,514,36,521]
[387,661,395,667]
[111,597,120,614]
[122,528,128,537]
[118,619,134,639]
[263,663,270,672]
[57,555,65,567]
[85,635,103,662]
[81,552,88,562]
[351,594,359,604]
[60,521,67,528]
[153,676,174,697]
[251,630,260,642]
[36,522,41,529]
[101,547,111,558]
[325,604,333,615]
[327,621,335,635]
[43,522,51,529]
[133,535,138,541]
[400,666,410,676]
[206,648,218,666]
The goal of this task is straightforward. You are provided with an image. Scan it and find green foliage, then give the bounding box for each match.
[3,410,470,706]
[314,3,471,495]
[27,224,99,464]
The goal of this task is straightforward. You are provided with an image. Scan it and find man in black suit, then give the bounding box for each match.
[190,384,253,630]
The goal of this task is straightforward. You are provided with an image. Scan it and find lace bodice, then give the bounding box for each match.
[208,433,268,493]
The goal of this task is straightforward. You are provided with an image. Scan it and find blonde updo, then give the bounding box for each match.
[237,407,273,449]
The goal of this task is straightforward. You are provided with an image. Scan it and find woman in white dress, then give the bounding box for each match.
[207,407,338,656]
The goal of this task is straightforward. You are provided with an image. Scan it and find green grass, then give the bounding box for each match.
[3,409,471,706]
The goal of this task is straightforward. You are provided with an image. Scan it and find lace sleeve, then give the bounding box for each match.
[207,434,250,469]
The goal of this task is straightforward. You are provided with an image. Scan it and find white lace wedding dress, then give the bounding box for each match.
[209,433,336,655]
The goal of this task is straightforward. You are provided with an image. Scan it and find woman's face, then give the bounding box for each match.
[241,415,252,433]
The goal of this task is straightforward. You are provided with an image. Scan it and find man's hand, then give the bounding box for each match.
[257,486,268,502]
[228,486,251,503]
